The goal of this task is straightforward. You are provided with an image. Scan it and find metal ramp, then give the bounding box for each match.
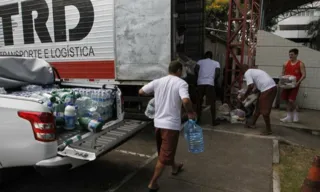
[60,119,150,161]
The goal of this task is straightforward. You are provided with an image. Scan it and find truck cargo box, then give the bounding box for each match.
[0,0,170,82]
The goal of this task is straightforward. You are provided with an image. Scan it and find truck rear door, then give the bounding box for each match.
[58,119,149,161]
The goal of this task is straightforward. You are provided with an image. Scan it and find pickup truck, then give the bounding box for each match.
[0,57,149,184]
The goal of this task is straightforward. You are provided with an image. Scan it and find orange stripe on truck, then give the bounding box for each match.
[51,60,115,79]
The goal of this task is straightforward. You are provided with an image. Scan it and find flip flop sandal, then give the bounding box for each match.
[246,124,256,129]
[148,187,159,192]
[171,163,184,176]
[260,131,273,136]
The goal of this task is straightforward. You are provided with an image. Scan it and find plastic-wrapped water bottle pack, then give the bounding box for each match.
[7,85,116,133]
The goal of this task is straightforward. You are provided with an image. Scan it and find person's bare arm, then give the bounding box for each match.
[243,84,254,100]
[179,82,196,119]
[282,62,286,76]
[182,98,196,119]
[138,89,152,96]
[138,81,155,96]
[297,62,306,85]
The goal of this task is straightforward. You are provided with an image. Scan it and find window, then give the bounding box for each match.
[279,25,309,30]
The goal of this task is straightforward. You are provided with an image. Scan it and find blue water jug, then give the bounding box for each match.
[184,120,204,154]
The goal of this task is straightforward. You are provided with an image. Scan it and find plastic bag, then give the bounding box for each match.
[243,93,258,108]
[145,98,155,119]
[279,75,296,89]
[230,109,246,124]
[218,103,230,115]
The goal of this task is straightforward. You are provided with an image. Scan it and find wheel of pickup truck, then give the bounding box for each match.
[0,169,3,185]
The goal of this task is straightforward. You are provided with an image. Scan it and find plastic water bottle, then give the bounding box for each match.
[47,102,53,112]
[101,90,108,107]
[184,120,204,154]
[54,103,65,127]
[58,134,82,151]
[79,117,104,133]
[145,98,155,119]
[64,103,77,130]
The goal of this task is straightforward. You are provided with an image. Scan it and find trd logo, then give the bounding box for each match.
[0,0,94,46]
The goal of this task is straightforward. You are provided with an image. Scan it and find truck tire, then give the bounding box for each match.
[0,169,3,185]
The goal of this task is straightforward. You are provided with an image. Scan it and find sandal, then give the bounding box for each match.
[245,124,256,129]
[260,131,273,136]
[148,184,160,192]
[148,187,159,192]
[171,163,184,176]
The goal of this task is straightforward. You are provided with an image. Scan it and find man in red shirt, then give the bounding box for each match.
[280,48,306,123]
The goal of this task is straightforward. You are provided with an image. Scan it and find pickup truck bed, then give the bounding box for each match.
[0,83,150,177]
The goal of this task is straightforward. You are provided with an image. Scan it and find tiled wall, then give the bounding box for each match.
[256,30,320,110]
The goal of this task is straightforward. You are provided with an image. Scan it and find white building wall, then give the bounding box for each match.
[256,30,320,110]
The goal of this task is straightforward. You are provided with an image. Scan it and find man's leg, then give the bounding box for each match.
[247,98,261,128]
[148,160,165,190]
[148,129,180,190]
[148,129,165,190]
[207,85,219,126]
[196,85,205,123]
[262,115,272,134]
[261,87,277,135]
[289,87,300,122]
[280,89,293,122]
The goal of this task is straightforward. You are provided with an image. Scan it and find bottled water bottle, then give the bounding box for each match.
[145,98,155,119]
[184,120,204,154]
[64,103,77,130]
[101,91,108,107]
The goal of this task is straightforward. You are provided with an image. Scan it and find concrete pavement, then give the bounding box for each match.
[117,130,273,192]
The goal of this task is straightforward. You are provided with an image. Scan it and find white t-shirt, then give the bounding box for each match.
[142,75,190,131]
[197,58,220,86]
[244,69,276,92]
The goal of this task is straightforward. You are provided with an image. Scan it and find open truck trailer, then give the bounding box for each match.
[0,0,205,117]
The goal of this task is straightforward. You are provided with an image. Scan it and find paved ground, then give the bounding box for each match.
[0,127,157,192]
[0,121,274,192]
[117,131,273,192]
[270,109,320,131]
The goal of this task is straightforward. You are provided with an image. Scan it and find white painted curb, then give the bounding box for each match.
[273,170,281,192]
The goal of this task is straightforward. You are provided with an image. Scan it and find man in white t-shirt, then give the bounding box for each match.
[240,65,277,135]
[139,60,195,192]
[195,51,220,126]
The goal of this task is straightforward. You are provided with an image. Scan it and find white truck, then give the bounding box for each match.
[0,0,205,117]
[0,57,149,183]
[0,0,204,182]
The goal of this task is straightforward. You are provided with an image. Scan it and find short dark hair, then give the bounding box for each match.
[204,51,213,59]
[289,48,299,55]
[168,60,183,74]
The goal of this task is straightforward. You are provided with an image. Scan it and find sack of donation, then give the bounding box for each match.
[145,98,155,119]
[279,75,296,89]
[237,88,258,108]
[230,109,246,124]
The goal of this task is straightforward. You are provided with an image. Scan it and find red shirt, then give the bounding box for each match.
[284,60,302,81]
